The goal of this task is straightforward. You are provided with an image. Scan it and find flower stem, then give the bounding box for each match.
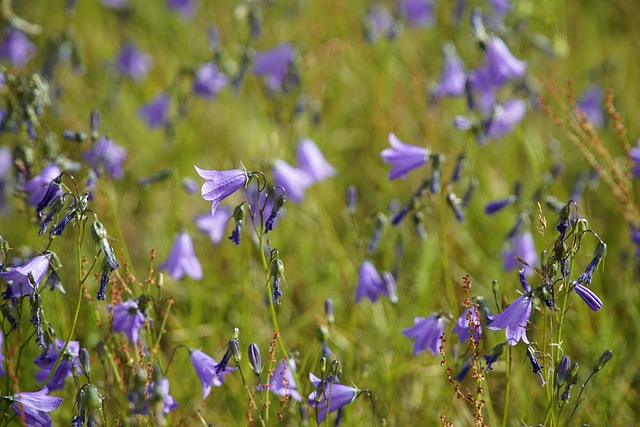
[501,345,512,427]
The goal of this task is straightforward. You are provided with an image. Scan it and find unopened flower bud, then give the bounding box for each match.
[556,355,570,387]
[248,343,262,376]
[324,298,334,325]
[576,218,589,234]
[299,404,309,426]
[346,185,357,215]
[593,350,612,372]
[594,241,607,259]
[91,220,108,242]
[79,348,91,378]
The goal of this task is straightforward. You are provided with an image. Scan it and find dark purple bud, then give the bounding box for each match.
[90,110,100,136]
[593,350,612,373]
[556,355,570,387]
[324,298,334,325]
[346,185,357,215]
[79,347,91,378]
[485,196,516,214]
[451,154,465,183]
[446,192,465,222]
[248,343,262,376]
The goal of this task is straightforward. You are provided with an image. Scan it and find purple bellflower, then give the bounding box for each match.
[34,339,80,391]
[629,139,640,178]
[84,136,127,179]
[132,377,178,416]
[116,43,153,81]
[296,138,336,182]
[308,373,359,424]
[1,254,50,297]
[253,43,295,92]
[256,358,303,402]
[502,231,538,274]
[399,0,435,28]
[194,207,231,245]
[112,299,146,343]
[381,133,430,180]
[138,92,170,129]
[573,283,603,312]
[356,260,396,303]
[272,160,313,203]
[468,64,497,114]
[193,62,228,98]
[8,387,63,427]
[487,294,533,345]
[159,231,203,280]
[167,0,197,19]
[577,85,604,128]
[195,166,248,217]
[0,29,37,68]
[190,349,235,400]
[484,37,526,86]
[452,307,482,343]
[432,43,466,100]
[402,314,445,355]
[23,165,62,207]
[364,5,397,43]
[485,99,527,138]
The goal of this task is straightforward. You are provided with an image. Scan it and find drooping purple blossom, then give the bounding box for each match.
[402,314,445,355]
[381,133,430,180]
[84,136,127,179]
[159,231,203,280]
[9,387,63,427]
[0,29,37,68]
[112,299,146,343]
[256,358,303,402]
[272,160,313,203]
[296,138,336,182]
[193,62,228,98]
[190,349,235,399]
[253,43,295,92]
[399,0,435,28]
[487,294,532,345]
[577,85,604,128]
[1,254,50,297]
[452,307,482,343]
[116,43,153,81]
[485,196,516,214]
[502,231,538,274]
[485,99,527,138]
[573,283,603,312]
[195,166,248,216]
[131,377,179,416]
[167,0,197,19]
[355,260,390,303]
[526,345,546,385]
[138,92,170,129]
[432,43,467,100]
[484,37,527,86]
[23,165,62,207]
[467,64,497,114]
[308,373,359,424]
[194,207,231,245]
[34,339,80,391]
[364,5,397,43]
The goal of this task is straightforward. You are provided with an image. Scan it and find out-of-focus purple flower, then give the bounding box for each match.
[488,0,510,19]
[399,0,435,27]
[1,254,50,297]
[84,136,127,179]
[355,260,387,303]
[23,165,62,207]
[159,231,203,280]
[487,294,532,345]
[485,196,516,214]
[296,138,336,182]
[194,207,231,245]
[432,43,466,100]
[485,37,526,85]
[112,299,146,343]
[468,64,497,114]
[253,43,295,92]
[193,62,228,98]
[101,0,128,8]
[132,377,178,416]
[630,139,640,178]
[502,231,538,273]
[10,387,63,427]
[0,146,11,210]
[485,99,527,138]
[116,43,153,81]
[0,30,37,68]
[196,166,248,217]
[402,314,445,355]
[452,307,482,343]
[272,160,313,203]
[34,339,80,391]
[138,92,170,129]
[256,358,303,402]
[308,373,359,424]
[381,133,430,180]
[573,283,603,312]
[577,85,604,128]
[167,0,197,19]
[190,349,235,399]
[364,5,398,43]
[453,115,475,131]
[0,331,4,376]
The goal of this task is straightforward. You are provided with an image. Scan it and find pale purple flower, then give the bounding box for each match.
[1,254,50,297]
[573,283,603,312]
[190,349,235,399]
[487,294,532,345]
[296,138,336,182]
[502,231,538,273]
[630,139,640,178]
[355,260,386,303]
[112,299,146,343]
[488,0,510,19]
[34,339,80,391]
[452,307,482,343]
[308,373,359,424]
[364,5,397,43]
[84,136,127,179]
[432,43,466,99]
[116,43,153,81]
[381,133,430,180]
[10,387,63,427]
[400,0,435,27]
[193,62,228,98]
[485,99,527,138]
[194,207,231,245]
[453,115,475,130]
[577,85,604,128]
[138,92,170,129]
[167,0,197,19]
[468,64,497,114]
[195,166,248,216]
[132,377,178,416]
[402,314,445,355]
[253,43,295,92]
[256,358,302,402]
[485,37,526,85]
[23,165,62,207]
[0,29,36,68]
[272,160,313,203]
[159,231,203,280]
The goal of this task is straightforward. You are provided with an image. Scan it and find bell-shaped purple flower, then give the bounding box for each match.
[402,314,445,355]
[256,358,302,402]
[573,283,603,312]
[381,133,430,180]
[253,43,295,92]
[485,37,527,86]
[399,0,435,28]
[487,294,532,345]
[432,43,466,100]
[355,260,386,303]
[577,85,604,128]
[452,307,482,343]
[159,231,203,280]
[23,165,62,207]
[193,62,228,98]
[112,299,146,343]
[308,373,359,424]
[116,43,153,81]
[1,254,50,297]
[296,138,336,182]
[502,231,538,273]
[272,160,313,203]
[485,99,527,138]
[132,377,178,416]
[194,207,231,245]
[34,339,80,391]
[138,92,170,129]
[468,64,497,114]
[84,136,127,179]
[0,29,36,68]
[190,349,235,399]
[364,5,397,43]
[167,0,197,19]
[10,387,63,427]
[196,166,248,217]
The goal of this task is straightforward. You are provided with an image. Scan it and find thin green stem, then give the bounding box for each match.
[501,345,512,427]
